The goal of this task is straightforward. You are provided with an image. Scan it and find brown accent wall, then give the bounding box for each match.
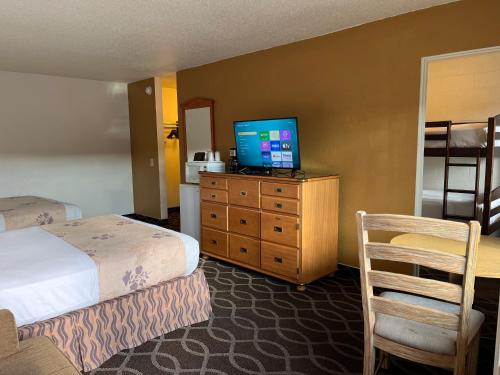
[128,78,162,218]
[177,0,500,267]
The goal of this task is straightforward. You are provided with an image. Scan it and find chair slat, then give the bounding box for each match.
[366,242,466,275]
[370,296,460,331]
[368,270,463,304]
[363,214,470,242]
[374,335,455,370]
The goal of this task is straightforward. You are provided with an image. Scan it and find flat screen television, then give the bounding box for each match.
[233,117,300,170]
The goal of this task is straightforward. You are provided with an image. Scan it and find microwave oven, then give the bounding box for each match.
[185,161,225,184]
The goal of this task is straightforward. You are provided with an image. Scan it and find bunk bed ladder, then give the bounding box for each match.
[443,129,481,222]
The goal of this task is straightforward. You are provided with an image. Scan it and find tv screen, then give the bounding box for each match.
[234,117,300,169]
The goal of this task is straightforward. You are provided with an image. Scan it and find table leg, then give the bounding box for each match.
[494,290,500,375]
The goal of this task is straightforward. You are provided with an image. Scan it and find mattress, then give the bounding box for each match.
[0,196,82,232]
[0,215,199,326]
[422,189,500,225]
[425,122,500,148]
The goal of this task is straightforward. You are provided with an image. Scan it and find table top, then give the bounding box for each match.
[391,234,500,279]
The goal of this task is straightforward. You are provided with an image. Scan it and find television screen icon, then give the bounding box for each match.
[271,152,282,161]
[280,129,291,141]
[261,152,271,161]
[281,141,291,151]
[281,152,293,161]
[270,141,281,151]
[269,130,280,140]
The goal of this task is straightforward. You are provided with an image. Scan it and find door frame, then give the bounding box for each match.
[414,45,500,215]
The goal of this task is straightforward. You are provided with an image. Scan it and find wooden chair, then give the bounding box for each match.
[356,212,483,375]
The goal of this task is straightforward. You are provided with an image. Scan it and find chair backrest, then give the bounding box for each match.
[356,212,481,361]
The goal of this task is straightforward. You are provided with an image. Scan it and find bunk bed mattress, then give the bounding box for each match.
[422,189,500,225]
[0,216,199,326]
[0,196,82,232]
[425,123,500,148]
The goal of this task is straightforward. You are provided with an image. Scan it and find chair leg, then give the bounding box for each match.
[363,343,376,375]
[466,333,480,375]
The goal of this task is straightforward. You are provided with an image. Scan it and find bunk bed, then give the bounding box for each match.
[423,115,500,235]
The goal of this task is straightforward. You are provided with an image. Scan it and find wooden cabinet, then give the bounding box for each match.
[200,172,339,289]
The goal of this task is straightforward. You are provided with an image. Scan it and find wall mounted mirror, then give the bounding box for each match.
[180,98,215,162]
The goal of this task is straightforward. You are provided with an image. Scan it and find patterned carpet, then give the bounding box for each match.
[90,213,499,375]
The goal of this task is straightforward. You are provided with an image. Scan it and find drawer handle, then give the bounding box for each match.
[239,247,247,253]
[239,219,247,225]
[210,239,218,245]
[211,181,216,186]
[274,256,283,264]
[240,191,247,196]
[273,226,283,233]
[210,213,217,219]
[275,187,283,193]
[211,194,216,198]
[274,202,283,209]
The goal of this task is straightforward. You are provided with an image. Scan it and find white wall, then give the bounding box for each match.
[423,51,500,192]
[0,71,133,217]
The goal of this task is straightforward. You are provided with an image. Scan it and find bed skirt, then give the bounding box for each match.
[17,268,212,372]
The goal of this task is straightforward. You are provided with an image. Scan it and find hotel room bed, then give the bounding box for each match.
[424,122,500,148]
[0,196,82,232]
[0,215,210,371]
[422,189,500,225]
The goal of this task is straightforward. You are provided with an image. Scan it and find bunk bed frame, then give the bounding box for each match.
[424,116,499,235]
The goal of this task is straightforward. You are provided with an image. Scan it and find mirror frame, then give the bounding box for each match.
[179,98,215,163]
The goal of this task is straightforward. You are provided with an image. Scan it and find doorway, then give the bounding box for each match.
[415,46,500,230]
[161,76,181,217]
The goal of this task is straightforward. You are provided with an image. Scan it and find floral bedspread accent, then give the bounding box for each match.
[0,196,66,230]
[42,215,187,301]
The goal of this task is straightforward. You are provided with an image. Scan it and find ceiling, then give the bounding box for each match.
[0,0,456,83]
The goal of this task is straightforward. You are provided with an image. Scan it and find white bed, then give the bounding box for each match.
[0,197,82,232]
[422,189,500,225]
[425,122,500,148]
[0,215,199,326]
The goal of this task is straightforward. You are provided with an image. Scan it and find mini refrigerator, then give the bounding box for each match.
[180,183,200,242]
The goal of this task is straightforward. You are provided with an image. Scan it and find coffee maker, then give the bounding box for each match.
[228,148,239,172]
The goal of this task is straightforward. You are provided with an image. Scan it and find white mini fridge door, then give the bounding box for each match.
[180,183,200,241]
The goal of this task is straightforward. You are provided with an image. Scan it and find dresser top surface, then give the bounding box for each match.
[199,171,339,183]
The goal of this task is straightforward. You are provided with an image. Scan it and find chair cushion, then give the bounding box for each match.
[0,336,80,375]
[374,292,484,355]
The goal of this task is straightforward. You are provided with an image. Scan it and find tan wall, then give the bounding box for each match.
[128,78,163,218]
[424,51,500,192]
[177,0,500,267]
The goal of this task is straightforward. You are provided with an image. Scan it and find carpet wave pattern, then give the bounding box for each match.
[90,257,497,375]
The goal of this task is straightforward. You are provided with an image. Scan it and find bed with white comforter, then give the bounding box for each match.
[422,189,500,225]
[0,215,199,326]
[0,196,82,232]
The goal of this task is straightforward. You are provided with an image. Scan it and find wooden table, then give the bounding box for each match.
[391,234,500,375]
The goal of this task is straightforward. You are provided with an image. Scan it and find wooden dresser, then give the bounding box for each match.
[199,171,339,290]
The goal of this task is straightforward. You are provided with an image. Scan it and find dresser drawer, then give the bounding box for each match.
[229,234,260,267]
[261,242,298,279]
[261,196,299,215]
[201,202,228,231]
[202,228,228,257]
[200,176,228,190]
[261,182,299,199]
[261,212,300,248]
[201,188,228,204]
[228,207,260,238]
[228,179,260,208]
